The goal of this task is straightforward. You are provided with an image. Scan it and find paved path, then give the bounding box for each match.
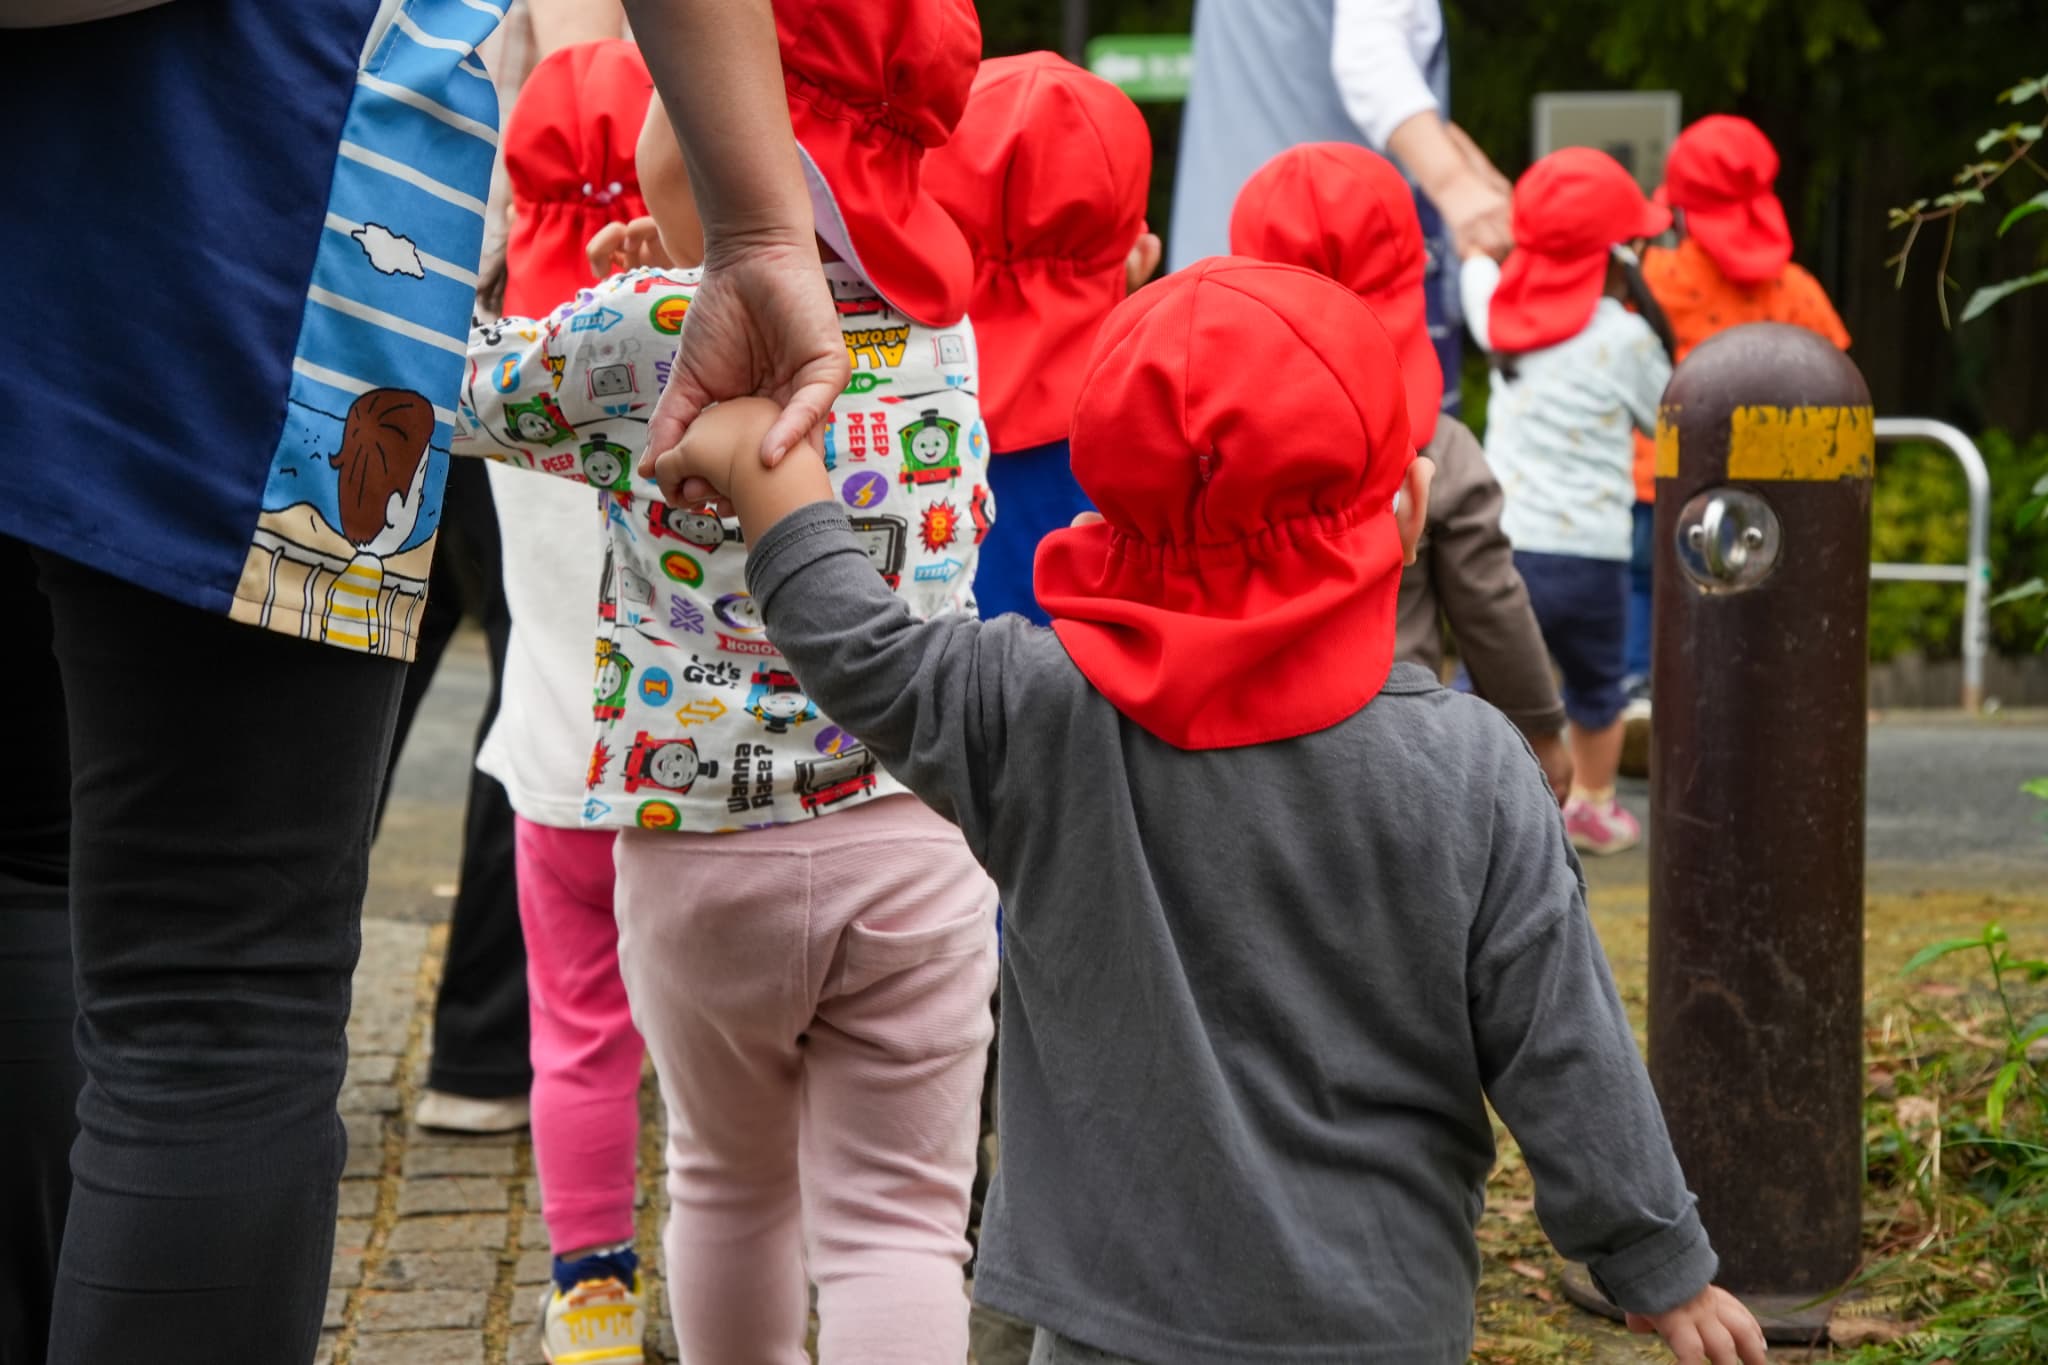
[333,631,2047,1361]
[322,914,678,1365]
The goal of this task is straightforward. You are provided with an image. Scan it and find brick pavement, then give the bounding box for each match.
[323,916,678,1365]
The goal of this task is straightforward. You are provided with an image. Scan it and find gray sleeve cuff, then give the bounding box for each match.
[1587,1201,1719,1316]
[745,500,862,608]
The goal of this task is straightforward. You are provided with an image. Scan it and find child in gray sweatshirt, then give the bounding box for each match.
[651,257,1768,1365]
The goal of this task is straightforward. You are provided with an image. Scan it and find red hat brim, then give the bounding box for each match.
[1035,506,1405,751]
[1491,198,1669,353]
[971,262,1128,453]
[794,113,974,328]
[1680,191,1793,284]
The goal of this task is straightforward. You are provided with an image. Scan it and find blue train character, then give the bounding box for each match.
[744,668,818,734]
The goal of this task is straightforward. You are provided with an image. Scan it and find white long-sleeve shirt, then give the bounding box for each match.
[1330,0,1443,149]
[1169,0,1447,268]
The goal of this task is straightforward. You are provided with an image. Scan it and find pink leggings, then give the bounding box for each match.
[514,817,645,1255]
[614,795,997,1365]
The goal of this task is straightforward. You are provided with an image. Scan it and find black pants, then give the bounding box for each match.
[0,539,404,1363]
[379,458,530,1099]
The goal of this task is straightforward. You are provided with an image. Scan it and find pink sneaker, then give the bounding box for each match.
[1564,795,1641,856]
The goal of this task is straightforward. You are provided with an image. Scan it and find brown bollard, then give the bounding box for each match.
[1563,323,1872,1342]
[1657,324,1871,1324]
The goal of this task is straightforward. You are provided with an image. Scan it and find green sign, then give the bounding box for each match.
[1085,34,1194,103]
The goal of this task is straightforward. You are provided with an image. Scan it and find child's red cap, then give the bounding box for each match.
[1229,142,1441,448]
[1657,115,1792,285]
[777,0,979,327]
[1489,147,1670,354]
[502,40,653,318]
[924,52,1152,454]
[1034,258,1414,751]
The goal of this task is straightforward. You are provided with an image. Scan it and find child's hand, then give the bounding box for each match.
[652,396,781,505]
[1626,1286,1769,1365]
[586,217,673,278]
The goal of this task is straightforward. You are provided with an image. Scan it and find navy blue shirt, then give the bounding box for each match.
[0,0,508,658]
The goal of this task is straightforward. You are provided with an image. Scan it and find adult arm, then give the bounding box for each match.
[619,0,850,466]
[1332,0,1513,260]
[1423,424,1567,744]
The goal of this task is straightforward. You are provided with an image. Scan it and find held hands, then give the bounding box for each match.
[1627,1286,1770,1365]
[652,395,831,545]
[637,234,850,500]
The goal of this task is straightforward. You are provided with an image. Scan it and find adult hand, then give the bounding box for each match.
[637,233,851,501]
[1436,168,1513,261]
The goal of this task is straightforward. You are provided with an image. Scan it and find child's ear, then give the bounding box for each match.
[1125,231,1164,293]
[1396,455,1434,566]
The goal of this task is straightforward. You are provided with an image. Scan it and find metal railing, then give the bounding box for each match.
[1871,418,1992,712]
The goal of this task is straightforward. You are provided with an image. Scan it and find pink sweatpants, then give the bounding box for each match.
[613,795,998,1365]
[514,816,645,1255]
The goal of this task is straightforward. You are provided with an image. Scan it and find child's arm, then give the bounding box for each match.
[656,399,1021,850]
[1615,316,1675,438]
[456,276,695,505]
[1459,253,1500,352]
[1422,425,1571,801]
[1467,741,1766,1363]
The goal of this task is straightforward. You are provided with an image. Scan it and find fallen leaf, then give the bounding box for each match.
[1509,1260,1548,1281]
[1895,1095,1940,1128]
[1829,1315,1915,1347]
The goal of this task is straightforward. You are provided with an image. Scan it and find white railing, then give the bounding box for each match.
[1871,418,1992,712]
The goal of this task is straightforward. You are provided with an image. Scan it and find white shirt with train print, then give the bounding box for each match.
[454,263,989,834]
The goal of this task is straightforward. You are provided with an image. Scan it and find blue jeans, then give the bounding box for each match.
[1624,501,1654,685]
[1515,549,1630,731]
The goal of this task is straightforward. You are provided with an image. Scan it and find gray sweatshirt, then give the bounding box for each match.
[750,503,1716,1364]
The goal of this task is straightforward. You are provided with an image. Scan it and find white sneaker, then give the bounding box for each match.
[412,1089,530,1134]
[542,1271,645,1364]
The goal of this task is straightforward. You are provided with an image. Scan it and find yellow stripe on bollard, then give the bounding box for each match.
[1654,408,1682,479]
[1725,404,1874,481]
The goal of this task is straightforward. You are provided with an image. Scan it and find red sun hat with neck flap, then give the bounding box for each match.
[502,40,653,318]
[776,0,979,327]
[1489,146,1671,354]
[1034,258,1415,751]
[1657,114,1793,285]
[1229,141,1442,448]
[924,51,1152,453]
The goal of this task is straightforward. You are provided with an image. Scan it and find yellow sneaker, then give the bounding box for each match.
[541,1270,644,1365]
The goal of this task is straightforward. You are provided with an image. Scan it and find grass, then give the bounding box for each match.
[1470,887,2048,1364]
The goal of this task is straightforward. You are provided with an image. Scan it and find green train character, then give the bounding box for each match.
[579,433,632,491]
[592,639,633,722]
[503,392,576,447]
[898,408,962,487]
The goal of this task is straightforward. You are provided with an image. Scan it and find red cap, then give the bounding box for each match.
[1659,115,1792,285]
[1229,142,1441,448]
[924,52,1152,453]
[1489,147,1670,354]
[502,40,653,318]
[1034,258,1414,751]
[777,0,979,327]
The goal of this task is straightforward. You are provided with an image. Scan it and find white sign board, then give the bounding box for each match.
[1532,91,1682,194]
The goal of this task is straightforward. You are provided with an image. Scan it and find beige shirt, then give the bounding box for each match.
[1395,417,1567,740]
